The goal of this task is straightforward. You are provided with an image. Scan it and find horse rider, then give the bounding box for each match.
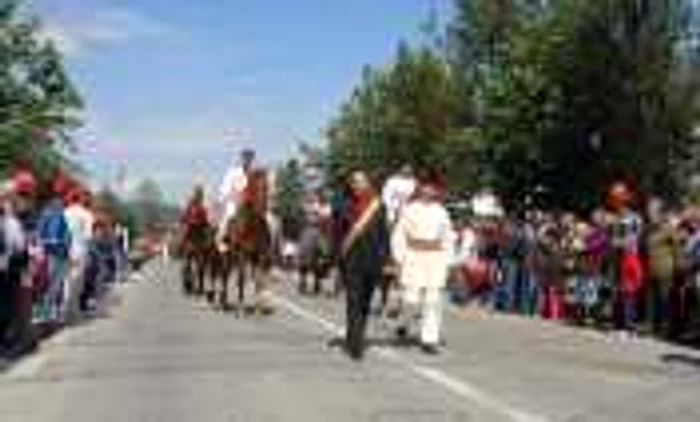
[216,149,255,250]
[179,185,211,294]
[233,167,276,314]
[391,172,454,354]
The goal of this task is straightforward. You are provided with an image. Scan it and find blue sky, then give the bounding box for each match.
[31,0,451,202]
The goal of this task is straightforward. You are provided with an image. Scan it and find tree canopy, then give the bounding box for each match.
[273,158,305,240]
[326,0,700,211]
[0,0,83,180]
[327,41,464,185]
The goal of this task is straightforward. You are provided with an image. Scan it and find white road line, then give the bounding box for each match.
[271,293,548,422]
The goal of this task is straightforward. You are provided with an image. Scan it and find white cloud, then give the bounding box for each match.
[108,115,256,157]
[74,110,263,202]
[39,7,180,56]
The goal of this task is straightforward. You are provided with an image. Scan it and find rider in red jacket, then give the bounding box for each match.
[180,186,210,250]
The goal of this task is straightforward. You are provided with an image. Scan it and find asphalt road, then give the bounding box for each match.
[1,260,700,422]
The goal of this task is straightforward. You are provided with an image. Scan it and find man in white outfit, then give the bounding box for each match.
[391,177,453,354]
[382,164,416,229]
[63,189,94,323]
[216,149,255,249]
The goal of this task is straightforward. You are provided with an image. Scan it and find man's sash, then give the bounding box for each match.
[342,197,381,257]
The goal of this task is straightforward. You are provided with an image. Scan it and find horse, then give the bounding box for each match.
[178,199,214,297]
[212,168,277,315]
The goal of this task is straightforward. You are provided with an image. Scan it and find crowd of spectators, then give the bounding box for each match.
[0,167,128,358]
[451,190,700,343]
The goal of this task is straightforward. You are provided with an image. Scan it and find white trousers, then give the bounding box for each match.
[400,285,443,345]
[63,255,87,323]
[397,249,448,346]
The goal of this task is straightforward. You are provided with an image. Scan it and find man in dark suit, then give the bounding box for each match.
[335,170,389,361]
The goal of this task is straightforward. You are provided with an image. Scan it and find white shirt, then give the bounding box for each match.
[64,204,94,261]
[218,165,248,206]
[382,174,416,226]
[0,211,26,271]
[391,201,453,264]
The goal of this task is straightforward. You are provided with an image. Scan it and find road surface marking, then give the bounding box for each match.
[272,293,548,422]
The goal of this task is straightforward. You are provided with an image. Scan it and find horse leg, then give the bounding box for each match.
[192,251,200,296]
[298,264,308,295]
[383,275,402,319]
[379,275,391,315]
[254,266,273,315]
[205,251,217,304]
[312,254,323,296]
[182,254,193,295]
[219,252,231,310]
[195,251,206,296]
[237,254,246,315]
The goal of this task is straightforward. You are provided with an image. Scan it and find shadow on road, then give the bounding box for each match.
[0,302,116,375]
[326,335,423,352]
[661,353,700,370]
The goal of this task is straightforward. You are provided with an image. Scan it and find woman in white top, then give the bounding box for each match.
[62,189,95,322]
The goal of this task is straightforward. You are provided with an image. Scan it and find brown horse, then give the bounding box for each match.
[178,189,214,297]
[182,225,215,296]
[212,168,275,315]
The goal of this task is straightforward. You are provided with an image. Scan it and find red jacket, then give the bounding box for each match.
[181,202,209,227]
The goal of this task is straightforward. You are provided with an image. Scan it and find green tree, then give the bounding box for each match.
[96,185,140,238]
[273,159,305,240]
[132,178,167,232]
[325,0,699,211]
[0,0,83,179]
[326,41,465,186]
[449,0,699,210]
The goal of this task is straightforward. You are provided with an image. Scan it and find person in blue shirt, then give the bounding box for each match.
[35,192,71,324]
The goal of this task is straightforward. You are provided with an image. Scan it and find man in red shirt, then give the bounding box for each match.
[179,186,211,294]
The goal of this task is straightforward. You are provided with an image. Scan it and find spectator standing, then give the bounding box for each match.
[35,175,71,325]
[63,188,94,323]
[0,182,28,353]
[646,206,682,336]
